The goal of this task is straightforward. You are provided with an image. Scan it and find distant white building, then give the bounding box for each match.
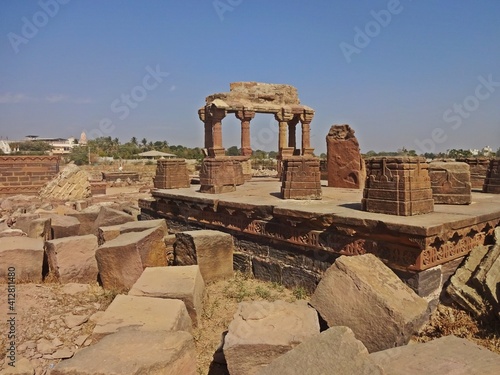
[469,146,494,156]
[0,140,11,154]
[24,135,77,155]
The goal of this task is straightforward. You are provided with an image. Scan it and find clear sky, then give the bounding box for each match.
[1,0,499,155]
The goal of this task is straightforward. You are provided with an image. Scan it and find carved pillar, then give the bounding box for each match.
[300,110,314,156]
[236,109,255,157]
[275,109,294,152]
[208,107,226,157]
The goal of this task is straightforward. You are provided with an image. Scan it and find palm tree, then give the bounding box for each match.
[141,138,147,148]
[130,137,138,146]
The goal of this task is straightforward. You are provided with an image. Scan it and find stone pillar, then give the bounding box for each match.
[288,116,299,152]
[362,157,434,216]
[483,159,500,193]
[275,110,295,179]
[300,110,314,156]
[153,159,190,189]
[236,109,255,157]
[198,108,213,150]
[209,107,226,157]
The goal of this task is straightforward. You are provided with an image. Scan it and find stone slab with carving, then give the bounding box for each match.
[429,161,472,204]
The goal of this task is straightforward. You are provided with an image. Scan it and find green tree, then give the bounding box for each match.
[130,136,138,146]
[447,149,473,159]
[15,141,52,154]
[141,138,147,148]
[68,145,89,165]
[268,151,278,159]
[226,145,240,156]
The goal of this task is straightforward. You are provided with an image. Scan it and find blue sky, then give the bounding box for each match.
[1,0,499,154]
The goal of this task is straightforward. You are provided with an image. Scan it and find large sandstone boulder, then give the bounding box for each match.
[44,234,99,283]
[38,214,80,239]
[92,206,135,235]
[95,227,168,291]
[0,237,44,282]
[52,329,196,375]
[175,230,233,283]
[257,326,383,375]
[92,295,192,339]
[66,210,99,235]
[98,218,167,245]
[310,254,429,353]
[370,335,500,374]
[129,265,204,327]
[223,300,320,375]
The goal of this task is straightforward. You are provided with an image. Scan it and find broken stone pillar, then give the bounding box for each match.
[429,161,472,204]
[224,300,320,375]
[457,157,490,189]
[362,157,434,216]
[310,254,429,353]
[153,158,191,189]
[483,159,500,194]
[0,237,44,282]
[129,265,205,327]
[174,230,234,283]
[52,329,196,375]
[199,158,243,194]
[45,234,99,283]
[326,124,366,189]
[281,157,322,200]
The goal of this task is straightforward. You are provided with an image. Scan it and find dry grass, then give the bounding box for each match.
[414,303,500,354]
[193,272,309,375]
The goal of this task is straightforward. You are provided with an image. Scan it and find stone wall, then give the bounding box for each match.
[0,155,60,196]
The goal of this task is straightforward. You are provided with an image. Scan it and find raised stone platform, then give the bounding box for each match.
[140,179,500,296]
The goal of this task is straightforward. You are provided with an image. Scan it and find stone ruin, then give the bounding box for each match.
[197,82,321,199]
[326,124,366,189]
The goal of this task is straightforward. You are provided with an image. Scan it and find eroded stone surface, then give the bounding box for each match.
[92,294,192,339]
[310,254,429,353]
[429,161,472,204]
[224,300,320,375]
[0,237,44,282]
[97,218,167,245]
[92,206,135,235]
[52,329,196,375]
[258,326,383,375]
[129,265,204,327]
[370,335,500,375]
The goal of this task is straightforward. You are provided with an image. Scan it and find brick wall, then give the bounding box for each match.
[0,155,60,196]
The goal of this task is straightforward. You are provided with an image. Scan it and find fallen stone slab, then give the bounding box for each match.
[95,227,168,291]
[0,228,26,237]
[92,294,191,340]
[370,335,500,375]
[310,254,429,353]
[51,329,196,375]
[257,326,383,375]
[223,300,320,375]
[446,245,489,316]
[45,234,99,283]
[97,218,167,245]
[175,230,234,283]
[66,210,99,235]
[0,237,44,282]
[92,206,136,235]
[129,265,205,327]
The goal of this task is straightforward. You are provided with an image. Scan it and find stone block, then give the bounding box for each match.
[362,157,434,216]
[257,326,383,375]
[44,234,99,283]
[174,230,233,283]
[446,245,489,316]
[326,124,366,189]
[0,237,44,282]
[92,206,135,235]
[310,254,429,353]
[98,218,167,245]
[224,300,320,375]
[92,294,192,339]
[280,157,322,200]
[370,335,500,375]
[39,214,80,239]
[483,159,500,194]
[52,329,196,375]
[429,161,472,204]
[66,210,99,235]
[252,257,282,283]
[95,227,168,291]
[199,158,240,194]
[129,265,205,327]
[457,157,490,189]
[154,158,191,189]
